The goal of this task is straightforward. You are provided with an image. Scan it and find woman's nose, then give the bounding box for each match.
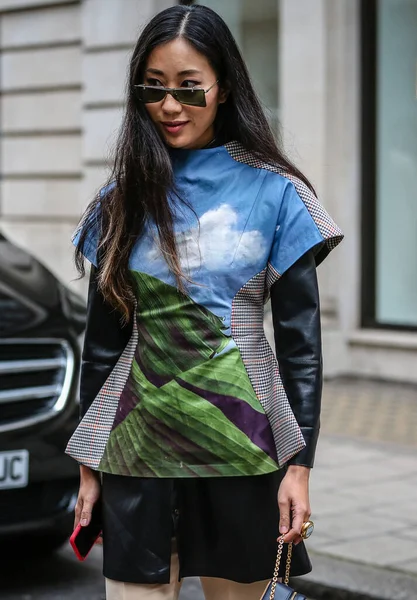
[161,91,183,113]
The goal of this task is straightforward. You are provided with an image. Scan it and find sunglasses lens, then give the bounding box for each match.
[136,86,166,103]
[135,86,207,107]
[175,89,206,107]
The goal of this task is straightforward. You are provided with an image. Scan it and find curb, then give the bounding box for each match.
[289,551,417,600]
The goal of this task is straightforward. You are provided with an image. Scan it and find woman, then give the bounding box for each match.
[66,4,343,599]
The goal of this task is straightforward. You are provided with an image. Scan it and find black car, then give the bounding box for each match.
[0,232,86,553]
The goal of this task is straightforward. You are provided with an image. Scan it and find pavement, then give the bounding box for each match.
[291,376,417,600]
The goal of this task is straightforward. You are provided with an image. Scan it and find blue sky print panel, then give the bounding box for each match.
[129,201,270,331]
[147,203,267,274]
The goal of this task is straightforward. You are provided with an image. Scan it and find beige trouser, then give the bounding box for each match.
[105,552,269,600]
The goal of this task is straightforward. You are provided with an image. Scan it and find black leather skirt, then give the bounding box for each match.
[101,469,312,584]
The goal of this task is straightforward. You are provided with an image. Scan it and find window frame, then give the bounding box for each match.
[360,0,417,332]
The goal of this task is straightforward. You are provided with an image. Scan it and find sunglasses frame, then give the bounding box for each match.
[134,80,219,107]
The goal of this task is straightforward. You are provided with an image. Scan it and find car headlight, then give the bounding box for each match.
[0,285,45,336]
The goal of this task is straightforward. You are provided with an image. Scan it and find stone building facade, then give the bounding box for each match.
[0,0,416,384]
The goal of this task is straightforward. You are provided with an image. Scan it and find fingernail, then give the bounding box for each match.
[81,518,88,526]
[280,526,288,534]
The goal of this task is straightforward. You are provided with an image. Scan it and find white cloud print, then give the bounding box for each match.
[148,204,266,272]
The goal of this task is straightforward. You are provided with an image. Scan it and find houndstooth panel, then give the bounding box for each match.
[266,262,281,293]
[231,269,305,467]
[65,309,138,469]
[225,141,344,251]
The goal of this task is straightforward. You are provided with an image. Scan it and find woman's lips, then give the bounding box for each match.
[161,121,189,135]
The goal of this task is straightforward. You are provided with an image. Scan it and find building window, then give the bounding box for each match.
[179,0,280,134]
[362,0,417,329]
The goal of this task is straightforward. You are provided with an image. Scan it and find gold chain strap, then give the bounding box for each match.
[269,536,293,599]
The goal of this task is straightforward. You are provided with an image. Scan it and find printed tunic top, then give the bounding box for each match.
[65,142,343,478]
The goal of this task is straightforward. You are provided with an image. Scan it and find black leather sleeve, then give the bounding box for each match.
[79,266,133,419]
[270,250,323,468]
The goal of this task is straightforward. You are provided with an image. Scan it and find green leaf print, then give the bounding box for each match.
[131,270,230,379]
[99,271,278,477]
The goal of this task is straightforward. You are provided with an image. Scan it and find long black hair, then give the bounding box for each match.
[75,4,314,321]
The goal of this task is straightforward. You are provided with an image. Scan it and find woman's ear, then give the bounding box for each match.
[218,81,230,104]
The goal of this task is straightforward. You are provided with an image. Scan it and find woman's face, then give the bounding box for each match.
[143,38,227,150]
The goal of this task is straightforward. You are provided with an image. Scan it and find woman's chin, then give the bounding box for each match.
[159,128,191,149]
[165,136,188,149]
[162,128,213,150]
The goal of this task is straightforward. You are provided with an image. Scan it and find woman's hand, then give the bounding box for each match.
[277,465,311,545]
[74,465,101,529]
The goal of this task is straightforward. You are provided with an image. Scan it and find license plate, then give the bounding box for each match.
[0,450,29,490]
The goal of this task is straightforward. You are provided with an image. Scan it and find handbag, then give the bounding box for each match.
[260,536,306,600]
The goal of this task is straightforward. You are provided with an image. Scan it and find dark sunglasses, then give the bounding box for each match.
[134,80,219,107]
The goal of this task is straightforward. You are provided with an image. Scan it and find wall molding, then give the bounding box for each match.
[0,85,82,95]
[0,0,78,15]
[2,173,82,181]
[1,40,80,52]
[2,129,82,137]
